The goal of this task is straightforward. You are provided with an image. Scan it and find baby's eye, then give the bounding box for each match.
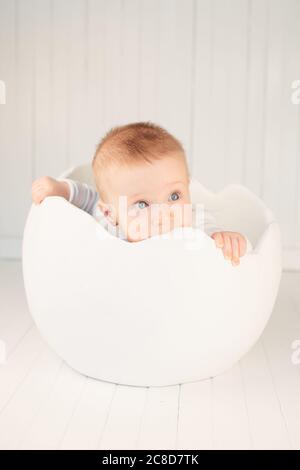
[135,200,149,210]
[169,191,180,202]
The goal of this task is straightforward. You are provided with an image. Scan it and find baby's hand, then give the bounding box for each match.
[210,231,247,267]
[31,176,70,205]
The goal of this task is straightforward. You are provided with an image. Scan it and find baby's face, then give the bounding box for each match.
[97,154,193,242]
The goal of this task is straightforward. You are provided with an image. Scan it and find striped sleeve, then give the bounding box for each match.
[58,178,99,215]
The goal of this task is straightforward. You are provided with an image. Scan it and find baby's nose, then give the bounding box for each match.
[153,204,174,225]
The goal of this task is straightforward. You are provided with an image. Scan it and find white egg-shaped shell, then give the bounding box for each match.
[22,164,282,386]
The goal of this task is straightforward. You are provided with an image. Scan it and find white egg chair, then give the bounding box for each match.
[22,163,282,387]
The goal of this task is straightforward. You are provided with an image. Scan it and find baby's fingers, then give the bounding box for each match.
[32,188,45,204]
[212,232,224,248]
[222,234,232,260]
[238,235,247,257]
[32,192,42,204]
[231,237,240,266]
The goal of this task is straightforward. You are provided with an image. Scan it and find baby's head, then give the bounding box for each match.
[92,122,192,242]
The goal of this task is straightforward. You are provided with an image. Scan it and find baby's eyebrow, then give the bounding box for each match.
[128,191,146,200]
[128,181,185,200]
[165,180,185,186]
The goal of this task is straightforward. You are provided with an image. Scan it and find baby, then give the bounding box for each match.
[32,121,248,266]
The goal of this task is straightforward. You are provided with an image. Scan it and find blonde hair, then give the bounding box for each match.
[92,121,188,197]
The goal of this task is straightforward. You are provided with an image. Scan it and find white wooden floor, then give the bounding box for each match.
[0,260,300,450]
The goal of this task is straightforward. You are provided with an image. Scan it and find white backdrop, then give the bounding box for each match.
[0,0,299,269]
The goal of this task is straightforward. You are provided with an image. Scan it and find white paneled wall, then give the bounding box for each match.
[0,0,299,267]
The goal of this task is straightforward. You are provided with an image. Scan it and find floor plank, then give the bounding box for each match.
[0,347,62,449]
[60,378,116,450]
[176,379,213,450]
[20,363,86,449]
[137,386,179,450]
[240,339,290,449]
[262,288,300,449]
[99,384,147,450]
[0,260,33,355]
[0,327,46,413]
[211,363,251,449]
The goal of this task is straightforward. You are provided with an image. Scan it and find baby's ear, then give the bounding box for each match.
[97,199,118,226]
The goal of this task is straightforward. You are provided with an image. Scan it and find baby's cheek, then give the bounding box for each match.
[123,214,150,242]
[182,205,193,227]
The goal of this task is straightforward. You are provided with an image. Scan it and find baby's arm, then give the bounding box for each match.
[58,178,99,215]
[31,176,70,204]
[31,176,99,215]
